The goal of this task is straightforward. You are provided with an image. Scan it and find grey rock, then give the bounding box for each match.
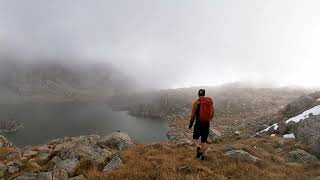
[234,131,241,136]
[6,161,14,166]
[295,115,320,157]
[37,152,51,161]
[207,129,222,143]
[0,135,14,148]
[49,156,62,169]
[13,159,23,167]
[97,132,133,150]
[69,174,87,180]
[37,171,53,180]
[311,176,320,180]
[53,158,79,177]
[225,150,259,162]
[287,149,318,163]
[223,145,237,152]
[103,156,122,173]
[283,95,316,118]
[53,135,111,166]
[14,173,38,180]
[8,166,19,174]
[53,169,68,180]
[23,150,38,158]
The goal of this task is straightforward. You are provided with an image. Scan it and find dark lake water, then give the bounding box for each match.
[0,102,168,146]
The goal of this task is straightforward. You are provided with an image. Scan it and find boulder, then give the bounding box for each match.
[14,173,38,180]
[37,172,53,180]
[207,129,222,143]
[0,135,14,148]
[234,131,241,136]
[29,162,41,171]
[295,115,320,157]
[53,135,111,166]
[37,152,51,161]
[223,145,237,152]
[97,132,133,150]
[0,162,7,178]
[8,166,19,174]
[23,150,38,158]
[103,156,122,173]
[69,175,87,180]
[52,169,68,180]
[53,158,79,177]
[283,95,316,118]
[225,150,259,162]
[287,149,318,163]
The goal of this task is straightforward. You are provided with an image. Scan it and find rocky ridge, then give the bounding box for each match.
[0,131,133,180]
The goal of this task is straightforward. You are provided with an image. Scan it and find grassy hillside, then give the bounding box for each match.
[86,137,320,180]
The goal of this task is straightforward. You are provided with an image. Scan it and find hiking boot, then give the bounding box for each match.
[200,155,205,160]
[196,147,203,159]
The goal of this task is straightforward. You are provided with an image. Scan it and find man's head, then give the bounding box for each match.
[198,89,205,97]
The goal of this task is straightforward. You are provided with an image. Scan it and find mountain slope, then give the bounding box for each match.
[0,60,135,103]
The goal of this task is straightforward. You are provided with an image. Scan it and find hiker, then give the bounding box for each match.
[189,89,214,160]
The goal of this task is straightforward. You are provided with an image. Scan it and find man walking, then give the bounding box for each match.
[189,89,214,160]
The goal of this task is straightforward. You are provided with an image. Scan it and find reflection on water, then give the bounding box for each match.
[0,102,168,146]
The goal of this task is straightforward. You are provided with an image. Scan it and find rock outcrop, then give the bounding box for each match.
[97,131,133,150]
[295,115,320,157]
[1,132,133,180]
[287,149,318,163]
[225,150,259,162]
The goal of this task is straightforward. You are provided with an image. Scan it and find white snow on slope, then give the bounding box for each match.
[283,133,295,139]
[257,105,320,134]
[285,105,320,123]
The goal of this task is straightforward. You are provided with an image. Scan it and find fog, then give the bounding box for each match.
[1,0,320,89]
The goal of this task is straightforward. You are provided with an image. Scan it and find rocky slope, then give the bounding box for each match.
[0,131,133,180]
[257,92,320,158]
[0,60,135,104]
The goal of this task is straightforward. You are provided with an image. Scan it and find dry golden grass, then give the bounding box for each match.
[85,137,320,180]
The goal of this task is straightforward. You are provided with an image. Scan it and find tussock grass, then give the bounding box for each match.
[85,137,320,180]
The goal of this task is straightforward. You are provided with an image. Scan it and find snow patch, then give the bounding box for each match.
[283,133,295,139]
[258,123,278,134]
[285,105,320,123]
[257,105,320,134]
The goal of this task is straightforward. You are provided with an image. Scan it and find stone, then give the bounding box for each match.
[234,131,241,136]
[97,132,133,150]
[52,169,68,180]
[36,145,50,152]
[0,135,14,148]
[8,166,19,174]
[6,161,14,166]
[295,115,320,157]
[53,158,79,177]
[37,171,53,180]
[29,162,41,171]
[287,149,318,163]
[207,128,222,143]
[23,150,38,158]
[311,176,320,180]
[0,162,7,178]
[37,152,51,161]
[283,95,316,118]
[13,160,23,167]
[225,150,259,162]
[52,135,111,166]
[103,156,122,173]
[69,175,87,180]
[223,145,237,152]
[14,173,37,180]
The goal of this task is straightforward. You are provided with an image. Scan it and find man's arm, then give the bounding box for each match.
[189,100,198,129]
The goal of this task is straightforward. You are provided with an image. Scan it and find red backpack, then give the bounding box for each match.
[199,96,214,123]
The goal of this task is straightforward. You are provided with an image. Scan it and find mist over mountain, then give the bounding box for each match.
[0,58,137,104]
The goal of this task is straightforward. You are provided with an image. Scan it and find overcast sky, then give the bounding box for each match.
[0,0,319,88]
